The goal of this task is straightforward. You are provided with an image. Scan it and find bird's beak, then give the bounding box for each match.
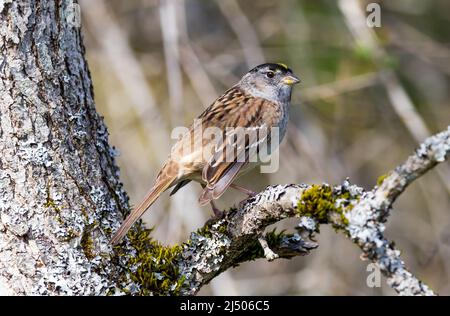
[282,74,301,85]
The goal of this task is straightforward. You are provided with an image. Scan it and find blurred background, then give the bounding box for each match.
[79,0,450,295]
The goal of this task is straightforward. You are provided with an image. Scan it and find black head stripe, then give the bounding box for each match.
[250,63,291,74]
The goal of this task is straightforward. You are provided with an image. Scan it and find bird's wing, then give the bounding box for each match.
[198,87,280,205]
[169,179,191,195]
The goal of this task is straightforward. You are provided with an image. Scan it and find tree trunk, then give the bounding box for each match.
[0,0,128,295]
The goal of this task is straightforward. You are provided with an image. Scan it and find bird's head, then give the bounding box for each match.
[239,63,300,103]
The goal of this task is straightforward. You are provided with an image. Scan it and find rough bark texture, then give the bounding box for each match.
[0,0,128,295]
[177,184,320,295]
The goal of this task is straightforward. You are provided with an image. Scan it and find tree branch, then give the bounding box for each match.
[123,126,448,296]
[344,125,449,295]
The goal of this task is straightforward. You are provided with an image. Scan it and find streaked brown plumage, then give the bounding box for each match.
[110,63,300,245]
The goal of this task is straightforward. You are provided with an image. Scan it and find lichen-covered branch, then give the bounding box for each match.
[343,126,450,295]
[120,127,448,296]
[113,185,319,295]
[372,126,450,220]
[177,184,320,295]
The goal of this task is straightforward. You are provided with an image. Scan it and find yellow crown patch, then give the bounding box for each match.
[277,63,288,70]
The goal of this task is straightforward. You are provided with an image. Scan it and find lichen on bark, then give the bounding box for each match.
[0,0,130,295]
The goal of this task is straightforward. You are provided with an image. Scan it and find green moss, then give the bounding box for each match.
[297,185,335,222]
[118,224,184,296]
[44,198,57,210]
[196,222,213,239]
[194,207,235,239]
[376,173,388,186]
[339,210,350,226]
[44,197,65,224]
[297,184,355,230]
[81,228,96,260]
[115,212,236,295]
[217,222,228,235]
[265,229,287,245]
[81,206,89,221]
[60,229,80,242]
[195,217,229,239]
[235,229,290,263]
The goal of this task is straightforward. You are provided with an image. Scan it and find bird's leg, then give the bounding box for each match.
[209,200,223,218]
[200,183,224,219]
[230,183,257,197]
[231,183,258,208]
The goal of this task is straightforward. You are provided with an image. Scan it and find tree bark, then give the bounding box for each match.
[0,0,128,295]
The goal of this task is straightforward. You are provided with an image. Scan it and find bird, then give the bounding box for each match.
[110,63,300,245]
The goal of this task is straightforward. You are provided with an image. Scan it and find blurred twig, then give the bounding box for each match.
[160,0,184,127]
[178,0,218,107]
[389,19,450,76]
[81,0,169,165]
[338,0,429,140]
[300,72,380,102]
[337,0,450,196]
[159,0,203,248]
[216,0,265,67]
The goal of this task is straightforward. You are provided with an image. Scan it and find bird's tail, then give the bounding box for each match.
[110,163,178,245]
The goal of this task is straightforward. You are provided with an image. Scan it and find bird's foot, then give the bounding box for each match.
[238,198,250,209]
[205,200,225,226]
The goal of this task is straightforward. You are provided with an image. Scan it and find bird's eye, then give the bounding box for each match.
[266,71,275,78]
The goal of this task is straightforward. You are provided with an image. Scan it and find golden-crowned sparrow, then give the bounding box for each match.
[111,63,300,245]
